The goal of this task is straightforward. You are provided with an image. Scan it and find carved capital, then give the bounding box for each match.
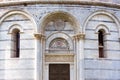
[34,33,45,40]
[73,33,85,40]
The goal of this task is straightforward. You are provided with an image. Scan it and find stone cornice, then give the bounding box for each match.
[34,33,45,40]
[73,33,85,40]
[0,1,120,9]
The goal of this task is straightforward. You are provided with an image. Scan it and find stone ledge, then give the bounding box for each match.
[45,53,75,56]
[0,1,120,9]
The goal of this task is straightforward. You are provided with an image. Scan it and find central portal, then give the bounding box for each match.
[49,64,70,80]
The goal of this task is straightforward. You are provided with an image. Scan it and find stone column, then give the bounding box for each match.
[73,33,85,80]
[34,33,45,80]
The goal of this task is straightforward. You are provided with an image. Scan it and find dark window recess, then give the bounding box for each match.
[12,29,20,58]
[15,31,20,57]
[98,30,104,58]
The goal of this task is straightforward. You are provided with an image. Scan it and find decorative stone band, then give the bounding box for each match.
[73,33,85,40]
[45,53,74,62]
[34,33,45,40]
[0,1,120,8]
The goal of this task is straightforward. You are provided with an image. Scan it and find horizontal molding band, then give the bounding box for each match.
[85,58,120,61]
[85,78,120,80]
[85,68,120,71]
[0,29,34,32]
[84,48,120,52]
[85,38,119,42]
[0,38,119,42]
[85,29,118,33]
[89,19,115,23]
[0,58,35,60]
[0,48,35,51]
[0,68,34,71]
[0,1,120,9]
[0,79,34,80]
[0,38,34,41]
[3,19,30,22]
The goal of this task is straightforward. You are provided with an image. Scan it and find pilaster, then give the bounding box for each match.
[34,33,45,40]
[34,33,45,80]
[73,33,85,41]
[73,33,85,80]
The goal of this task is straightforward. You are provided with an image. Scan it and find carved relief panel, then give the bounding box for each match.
[49,38,70,53]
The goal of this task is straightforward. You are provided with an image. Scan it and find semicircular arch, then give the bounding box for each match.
[0,10,37,32]
[95,24,110,35]
[83,10,120,35]
[39,11,81,34]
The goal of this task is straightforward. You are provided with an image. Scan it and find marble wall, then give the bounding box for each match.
[0,2,120,80]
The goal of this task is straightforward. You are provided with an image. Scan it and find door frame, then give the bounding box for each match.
[44,62,75,80]
[49,64,70,80]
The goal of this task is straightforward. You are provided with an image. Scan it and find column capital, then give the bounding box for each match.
[34,33,45,40]
[73,33,85,40]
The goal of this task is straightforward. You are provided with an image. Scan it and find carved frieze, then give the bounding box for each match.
[45,53,74,62]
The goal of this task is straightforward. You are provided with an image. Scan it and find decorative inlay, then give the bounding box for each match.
[54,19,65,31]
[45,19,73,32]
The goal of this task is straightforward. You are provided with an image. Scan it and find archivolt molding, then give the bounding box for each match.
[83,10,120,36]
[39,11,81,34]
[0,10,37,32]
[8,24,24,34]
[95,24,110,35]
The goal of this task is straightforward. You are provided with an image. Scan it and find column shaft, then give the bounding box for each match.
[74,33,85,80]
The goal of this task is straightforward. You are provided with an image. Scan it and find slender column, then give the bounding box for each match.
[70,64,74,80]
[79,34,85,80]
[34,33,45,80]
[45,64,49,80]
[73,33,85,80]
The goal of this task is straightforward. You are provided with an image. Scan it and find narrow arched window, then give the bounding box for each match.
[12,29,20,58]
[98,30,105,58]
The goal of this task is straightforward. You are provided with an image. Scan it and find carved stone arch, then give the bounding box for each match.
[95,24,110,35]
[83,10,120,36]
[46,32,73,51]
[0,10,37,32]
[39,11,81,34]
[8,24,24,34]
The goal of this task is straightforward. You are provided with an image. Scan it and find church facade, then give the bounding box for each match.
[0,0,120,80]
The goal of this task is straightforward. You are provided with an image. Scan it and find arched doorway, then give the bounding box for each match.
[42,12,77,80]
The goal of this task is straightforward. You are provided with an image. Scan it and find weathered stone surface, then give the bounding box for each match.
[0,1,120,80]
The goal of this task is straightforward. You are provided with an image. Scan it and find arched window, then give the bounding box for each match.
[11,29,20,58]
[98,30,105,58]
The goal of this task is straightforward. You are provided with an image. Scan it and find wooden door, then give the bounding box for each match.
[49,64,70,80]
